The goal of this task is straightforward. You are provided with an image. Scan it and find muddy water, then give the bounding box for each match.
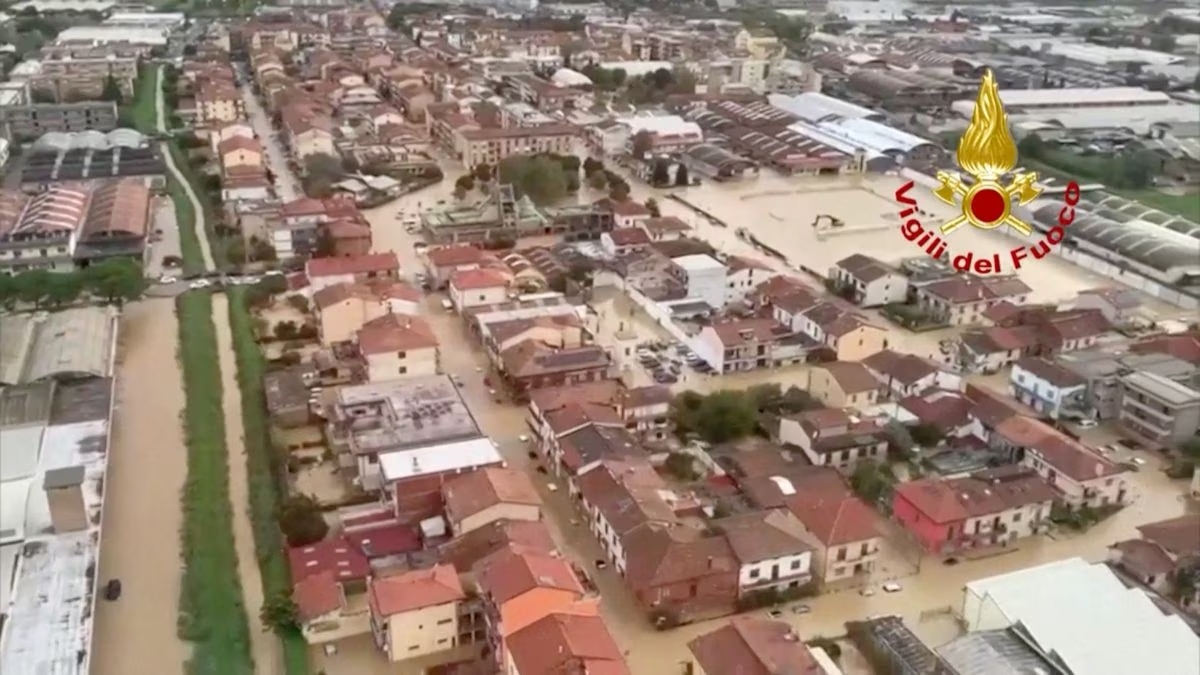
[92,300,191,675]
[210,294,282,674]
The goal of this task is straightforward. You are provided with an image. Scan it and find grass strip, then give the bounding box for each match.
[226,287,311,675]
[176,292,256,675]
[169,140,230,270]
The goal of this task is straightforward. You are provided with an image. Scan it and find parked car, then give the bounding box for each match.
[882,582,903,593]
[1077,419,1098,429]
[104,579,122,601]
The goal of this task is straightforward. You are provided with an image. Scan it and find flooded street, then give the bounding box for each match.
[354,167,1196,671]
[92,300,191,675]
[212,294,281,674]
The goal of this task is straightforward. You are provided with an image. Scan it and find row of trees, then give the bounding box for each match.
[0,259,148,309]
[671,384,824,445]
[1018,135,1161,191]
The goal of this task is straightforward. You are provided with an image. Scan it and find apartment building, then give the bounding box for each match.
[27,47,138,102]
[455,125,581,167]
[1118,371,1200,447]
[0,101,119,140]
[1009,357,1088,420]
[694,317,808,374]
[778,408,889,469]
[910,275,1032,326]
[992,415,1129,509]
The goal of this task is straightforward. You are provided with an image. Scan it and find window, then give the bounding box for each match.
[860,542,871,556]
[790,559,802,570]
[396,350,406,359]
[398,366,407,375]
[409,645,420,651]
[436,618,453,625]
[748,568,759,579]
[1012,512,1021,523]
[836,548,846,562]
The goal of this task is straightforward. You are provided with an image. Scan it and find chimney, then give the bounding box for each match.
[43,465,88,533]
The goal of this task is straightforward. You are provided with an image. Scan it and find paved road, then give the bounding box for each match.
[239,81,300,202]
[155,64,215,272]
[146,196,182,278]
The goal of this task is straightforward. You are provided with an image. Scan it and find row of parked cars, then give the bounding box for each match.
[635,341,711,384]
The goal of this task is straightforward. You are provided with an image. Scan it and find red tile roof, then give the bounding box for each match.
[427,244,487,267]
[1137,514,1200,558]
[292,570,343,622]
[787,486,879,547]
[995,415,1123,481]
[369,564,464,616]
[438,519,558,573]
[442,467,542,525]
[607,227,652,246]
[450,267,509,291]
[476,548,585,605]
[505,612,631,675]
[288,535,371,583]
[689,617,822,675]
[894,467,1055,523]
[344,523,422,558]
[306,252,400,278]
[594,197,651,218]
[356,313,438,353]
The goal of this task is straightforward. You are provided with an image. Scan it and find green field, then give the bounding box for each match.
[226,288,311,674]
[176,292,255,675]
[1023,153,1200,222]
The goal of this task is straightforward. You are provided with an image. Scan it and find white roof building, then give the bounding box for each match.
[379,437,503,483]
[616,114,702,139]
[597,60,673,77]
[962,557,1200,675]
[55,26,169,47]
[551,68,592,88]
[768,92,883,124]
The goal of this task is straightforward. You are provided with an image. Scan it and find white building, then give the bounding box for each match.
[671,254,727,310]
[616,115,703,154]
[962,558,1200,675]
[1008,357,1087,419]
[719,509,815,596]
[828,254,908,308]
[448,269,510,311]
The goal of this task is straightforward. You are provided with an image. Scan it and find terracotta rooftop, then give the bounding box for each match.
[499,342,610,380]
[862,349,938,387]
[594,197,651,218]
[1014,356,1086,389]
[356,313,438,353]
[292,570,343,622]
[716,509,814,565]
[994,415,1123,481]
[1137,514,1200,558]
[815,361,879,396]
[894,467,1056,523]
[439,519,557,573]
[288,535,370,583]
[623,524,738,591]
[689,617,823,675]
[834,253,896,284]
[787,482,879,547]
[919,275,1032,304]
[528,380,621,414]
[607,227,652,246]
[476,548,585,605]
[442,467,542,525]
[576,459,678,537]
[369,564,464,616]
[505,612,631,675]
[306,251,399,278]
[451,267,510,291]
[312,280,421,310]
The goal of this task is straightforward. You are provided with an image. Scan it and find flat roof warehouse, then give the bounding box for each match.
[0,306,120,675]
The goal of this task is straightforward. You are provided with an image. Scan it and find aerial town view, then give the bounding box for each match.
[1,0,1199,674]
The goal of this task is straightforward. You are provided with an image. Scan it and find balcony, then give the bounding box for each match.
[743,571,812,591]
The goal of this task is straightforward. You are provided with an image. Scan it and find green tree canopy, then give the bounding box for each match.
[672,389,758,444]
[498,155,568,206]
[276,494,329,547]
[83,258,147,305]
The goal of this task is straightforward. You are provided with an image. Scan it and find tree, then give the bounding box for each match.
[650,159,671,186]
[582,157,604,176]
[608,179,630,202]
[664,452,698,480]
[631,130,654,159]
[274,320,299,341]
[43,272,84,308]
[302,153,343,198]
[849,460,894,504]
[674,163,690,186]
[285,294,309,314]
[15,269,52,308]
[671,390,758,444]
[498,155,568,206]
[587,170,608,190]
[909,422,944,448]
[455,174,475,194]
[276,494,329,547]
[0,273,17,310]
[645,198,661,217]
[473,163,493,183]
[101,75,122,104]
[82,259,146,305]
[260,592,299,632]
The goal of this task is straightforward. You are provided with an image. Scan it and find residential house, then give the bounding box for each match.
[356,313,440,381]
[1118,371,1200,447]
[778,408,889,469]
[892,466,1057,554]
[1074,287,1143,325]
[442,467,542,536]
[829,254,908,308]
[498,342,612,398]
[807,361,880,409]
[325,219,373,257]
[289,536,372,644]
[368,564,468,662]
[218,135,264,169]
[640,216,691,242]
[771,294,888,362]
[594,197,652,229]
[424,244,492,289]
[438,519,558,574]
[476,548,598,664]
[623,524,740,621]
[862,349,947,399]
[715,510,815,597]
[994,415,1129,508]
[1009,357,1088,419]
[306,252,401,293]
[1109,514,1200,614]
[196,79,245,127]
[526,381,671,454]
[502,612,630,675]
[449,268,511,311]
[456,125,580,167]
[282,104,337,160]
[957,325,1042,373]
[787,484,881,585]
[725,256,776,306]
[574,458,687,574]
[210,122,255,153]
[600,226,652,256]
[482,315,586,363]
[313,280,422,344]
[694,318,808,374]
[910,276,1032,326]
[689,617,827,675]
[898,389,976,440]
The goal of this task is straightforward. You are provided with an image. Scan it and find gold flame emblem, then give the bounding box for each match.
[935,69,1041,236]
